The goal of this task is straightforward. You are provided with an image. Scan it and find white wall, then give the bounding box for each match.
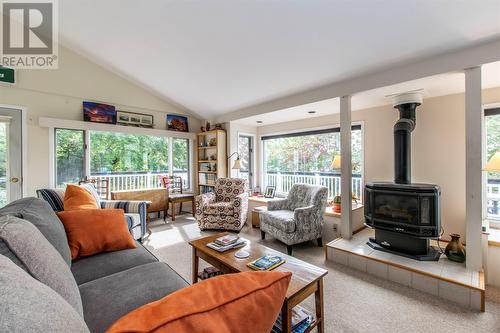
[0,46,201,196]
[250,87,500,242]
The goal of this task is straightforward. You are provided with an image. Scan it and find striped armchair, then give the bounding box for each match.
[36,186,149,241]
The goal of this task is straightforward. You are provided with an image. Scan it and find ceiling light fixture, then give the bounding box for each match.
[308,111,316,114]
[256,120,263,124]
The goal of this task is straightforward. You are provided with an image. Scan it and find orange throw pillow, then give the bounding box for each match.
[64,184,99,211]
[106,271,292,333]
[57,209,136,259]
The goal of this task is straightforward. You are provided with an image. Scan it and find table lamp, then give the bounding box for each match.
[331,155,341,169]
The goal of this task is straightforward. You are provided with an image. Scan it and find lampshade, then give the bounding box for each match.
[232,158,241,170]
[485,152,500,172]
[331,155,341,169]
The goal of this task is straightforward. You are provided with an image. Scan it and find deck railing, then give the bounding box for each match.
[264,172,363,201]
[91,171,189,192]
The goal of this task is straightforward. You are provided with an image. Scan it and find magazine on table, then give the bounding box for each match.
[214,234,240,246]
[247,255,285,271]
[206,239,246,252]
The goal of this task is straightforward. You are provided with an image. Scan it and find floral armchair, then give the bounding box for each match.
[195,178,249,231]
[260,184,328,255]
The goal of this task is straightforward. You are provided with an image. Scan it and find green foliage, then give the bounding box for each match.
[55,129,84,186]
[55,130,190,186]
[264,130,362,173]
[90,131,169,173]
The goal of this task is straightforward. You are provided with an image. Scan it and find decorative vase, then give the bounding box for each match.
[445,234,466,263]
[332,195,341,213]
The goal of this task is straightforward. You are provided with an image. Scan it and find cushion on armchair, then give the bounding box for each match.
[204,202,234,216]
[261,210,296,233]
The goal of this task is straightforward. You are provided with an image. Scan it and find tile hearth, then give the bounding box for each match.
[326,228,485,311]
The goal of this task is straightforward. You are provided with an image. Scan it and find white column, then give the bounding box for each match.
[340,95,353,239]
[465,66,483,271]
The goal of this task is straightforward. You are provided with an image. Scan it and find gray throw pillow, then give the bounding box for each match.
[0,254,89,333]
[0,197,72,266]
[0,215,83,317]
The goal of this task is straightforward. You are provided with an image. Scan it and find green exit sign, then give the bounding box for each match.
[0,67,15,84]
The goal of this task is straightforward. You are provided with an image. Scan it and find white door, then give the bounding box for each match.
[0,108,23,207]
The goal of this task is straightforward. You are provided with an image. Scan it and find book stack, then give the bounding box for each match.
[247,255,285,271]
[206,235,247,252]
[197,266,223,280]
[271,306,314,333]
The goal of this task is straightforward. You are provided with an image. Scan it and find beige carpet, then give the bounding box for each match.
[143,216,500,333]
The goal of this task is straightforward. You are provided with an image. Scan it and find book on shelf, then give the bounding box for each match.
[199,173,216,185]
[214,234,239,246]
[206,239,247,252]
[200,185,214,194]
[271,305,314,333]
[247,255,285,271]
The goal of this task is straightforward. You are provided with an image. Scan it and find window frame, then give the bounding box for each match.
[485,106,500,224]
[260,123,364,199]
[237,133,255,189]
[50,124,195,192]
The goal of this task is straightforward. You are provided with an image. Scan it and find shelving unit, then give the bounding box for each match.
[197,129,227,193]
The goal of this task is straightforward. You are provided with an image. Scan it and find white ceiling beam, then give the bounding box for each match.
[216,38,500,123]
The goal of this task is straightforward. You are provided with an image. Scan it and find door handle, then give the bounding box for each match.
[10,177,19,183]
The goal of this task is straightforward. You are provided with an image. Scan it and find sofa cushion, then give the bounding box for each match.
[0,254,89,333]
[0,215,84,316]
[204,201,234,216]
[0,197,72,266]
[36,188,66,212]
[64,185,100,211]
[105,271,292,333]
[71,243,158,285]
[260,210,296,233]
[79,262,188,333]
[57,209,136,259]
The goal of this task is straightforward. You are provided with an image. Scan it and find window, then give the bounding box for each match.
[54,129,191,191]
[262,125,363,200]
[172,138,190,188]
[55,129,85,187]
[238,135,254,188]
[486,108,500,220]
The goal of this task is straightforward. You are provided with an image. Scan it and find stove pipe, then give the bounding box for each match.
[391,92,423,184]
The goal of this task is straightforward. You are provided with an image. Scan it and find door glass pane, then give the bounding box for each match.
[173,138,190,189]
[0,122,7,206]
[55,129,85,188]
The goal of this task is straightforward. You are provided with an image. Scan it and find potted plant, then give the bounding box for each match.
[332,195,341,213]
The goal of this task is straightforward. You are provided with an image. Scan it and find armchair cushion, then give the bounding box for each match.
[204,202,234,216]
[260,210,296,233]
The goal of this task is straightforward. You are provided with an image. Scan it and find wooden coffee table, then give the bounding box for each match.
[189,232,328,333]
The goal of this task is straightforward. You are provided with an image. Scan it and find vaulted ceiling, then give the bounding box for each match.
[59,0,500,119]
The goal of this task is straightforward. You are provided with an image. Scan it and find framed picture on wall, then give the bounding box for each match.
[83,101,116,124]
[116,111,154,128]
[264,186,276,198]
[167,114,189,132]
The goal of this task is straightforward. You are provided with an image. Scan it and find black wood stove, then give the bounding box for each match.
[365,92,441,261]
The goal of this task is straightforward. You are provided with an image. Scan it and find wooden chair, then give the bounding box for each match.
[161,176,195,221]
[79,177,110,200]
